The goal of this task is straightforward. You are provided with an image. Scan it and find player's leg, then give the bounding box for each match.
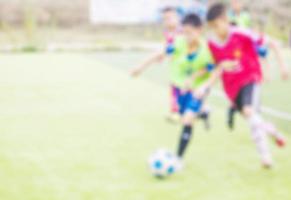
[177,111,196,158]
[241,105,273,168]
[166,85,180,122]
[261,122,286,147]
[197,104,211,130]
[238,83,284,168]
[197,88,212,130]
[170,85,179,113]
[256,47,287,146]
[176,92,202,158]
[249,84,286,147]
[227,105,237,130]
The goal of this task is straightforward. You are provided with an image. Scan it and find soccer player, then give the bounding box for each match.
[203,3,286,168]
[227,0,252,129]
[130,7,211,128]
[171,14,215,162]
[227,0,289,130]
[130,7,181,122]
[228,0,288,82]
[228,0,251,28]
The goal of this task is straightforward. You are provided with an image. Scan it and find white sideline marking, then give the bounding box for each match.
[212,90,291,122]
[261,107,291,122]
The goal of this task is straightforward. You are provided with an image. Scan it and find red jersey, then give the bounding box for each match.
[208,27,263,102]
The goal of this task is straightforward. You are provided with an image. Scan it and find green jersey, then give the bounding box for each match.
[169,37,215,89]
[229,11,251,28]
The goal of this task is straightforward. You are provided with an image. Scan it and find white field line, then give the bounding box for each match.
[212,90,291,122]
[96,52,291,122]
[260,107,291,121]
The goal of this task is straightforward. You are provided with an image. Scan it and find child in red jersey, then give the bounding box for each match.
[200,3,287,169]
[227,1,289,130]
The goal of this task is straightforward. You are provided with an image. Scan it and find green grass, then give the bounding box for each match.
[0,53,290,200]
[91,50,291,132]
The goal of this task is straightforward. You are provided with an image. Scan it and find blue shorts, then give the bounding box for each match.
[177,91,203,115]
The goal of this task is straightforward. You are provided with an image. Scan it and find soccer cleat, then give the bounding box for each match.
[261,156,274,170]
[275,137,286,148]
[262,160,273,169]
[262,162,273,169]
[263,123,287,148]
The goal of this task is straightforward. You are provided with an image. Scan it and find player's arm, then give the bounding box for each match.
[192,68,208,79]
[184,60,216,91]
[184,68,208,90]
[130,51,166,77]
[268,40,289,80]
[195,66,222,97]
[195,60,238,98]
[239,28,289,80]
[242,28,289,80]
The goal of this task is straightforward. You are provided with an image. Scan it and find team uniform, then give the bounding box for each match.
[169,36,215,115]
[208,27,285,166]
[227,11,270,129]
[228,10,269,59]
[256,34,270,58]
[172,36,215,159]
[208,27,263,109]
[228,10,251,28]
[165,28,213,128]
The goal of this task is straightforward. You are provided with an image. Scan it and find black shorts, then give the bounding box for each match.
[235,83,260,112]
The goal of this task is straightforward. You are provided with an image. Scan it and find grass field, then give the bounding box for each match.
[92,50,291,131]
[0,53,290,200]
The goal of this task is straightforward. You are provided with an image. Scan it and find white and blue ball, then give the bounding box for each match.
[148,149,177,178]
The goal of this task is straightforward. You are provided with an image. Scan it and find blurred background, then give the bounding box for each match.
[0,0,290,51]
[0,0,290,200]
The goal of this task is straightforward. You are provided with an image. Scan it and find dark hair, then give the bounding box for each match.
[162,6,177,13]
[182,13,202,27]
[207,3,226,22]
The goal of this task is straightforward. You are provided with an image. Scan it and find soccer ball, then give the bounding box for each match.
[148,149,178,178]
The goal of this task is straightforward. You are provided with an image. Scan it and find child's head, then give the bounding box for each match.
[207,3,230,38]
[162,7,180,30]
[231,0,243,13]
[182,13,203,43]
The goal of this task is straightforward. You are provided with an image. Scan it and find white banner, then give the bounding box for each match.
[89,0,162,24]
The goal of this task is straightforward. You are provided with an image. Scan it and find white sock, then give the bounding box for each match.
[247,114,272,162]
[261,122,283,139]
[247,114,281,138]
[248,114,263,131]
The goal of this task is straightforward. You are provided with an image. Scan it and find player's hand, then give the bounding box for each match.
[130,67,142,77]
[220,60,239,71]
[281,69,289,81]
